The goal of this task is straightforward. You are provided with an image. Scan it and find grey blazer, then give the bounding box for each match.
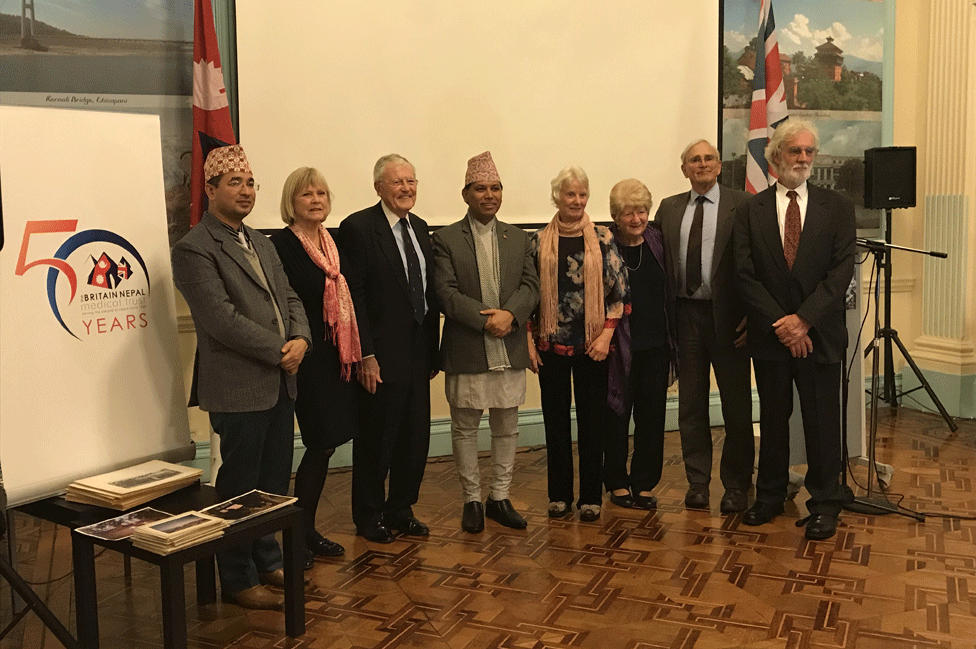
[172,213,311,412]
[433,216,539,374]
[654,184,749,341]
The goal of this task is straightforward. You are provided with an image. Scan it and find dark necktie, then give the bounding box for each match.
[399,218,425,324]
[686,195,706,296]
[784,190,801,270]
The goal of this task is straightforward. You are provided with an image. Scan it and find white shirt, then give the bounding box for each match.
[775,181,809,244]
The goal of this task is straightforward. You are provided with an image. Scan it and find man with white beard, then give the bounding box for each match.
[733,119,855,541]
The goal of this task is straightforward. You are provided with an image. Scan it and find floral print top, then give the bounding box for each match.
[529,225,629,355]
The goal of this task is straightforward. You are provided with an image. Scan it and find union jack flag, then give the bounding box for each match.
[745,0,789,194]
[117,257,131,280]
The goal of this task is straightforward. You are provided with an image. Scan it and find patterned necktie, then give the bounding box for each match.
[399,218,425,324]
[686,195,706,296]
[784,190,801,270]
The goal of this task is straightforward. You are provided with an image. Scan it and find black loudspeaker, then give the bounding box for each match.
[864,146,916,209]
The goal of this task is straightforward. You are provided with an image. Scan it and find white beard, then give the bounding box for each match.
[777,163,812,188]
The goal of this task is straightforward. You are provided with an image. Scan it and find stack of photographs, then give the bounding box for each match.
[130,512,228,555]
[72,489,295,554]
[66,460,203,510]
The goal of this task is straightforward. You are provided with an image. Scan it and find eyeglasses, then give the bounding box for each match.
[686,154,718,164]
[388,179,418,189]
[226,178,260,191]
[785,147,817,157]
[619,208,649,218]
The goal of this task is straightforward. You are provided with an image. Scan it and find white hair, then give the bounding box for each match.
[765,119,820,167]
[372,154,415,183]
[680,139,719,164]
[550,166,589,206]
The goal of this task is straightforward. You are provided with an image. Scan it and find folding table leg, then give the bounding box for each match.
[194,556,216,605]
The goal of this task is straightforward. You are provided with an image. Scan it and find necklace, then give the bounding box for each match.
[623,243,642,271]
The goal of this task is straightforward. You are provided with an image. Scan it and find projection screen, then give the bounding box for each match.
[236,1,719,228]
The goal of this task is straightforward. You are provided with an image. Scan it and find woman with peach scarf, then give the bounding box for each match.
[527,166,628,522]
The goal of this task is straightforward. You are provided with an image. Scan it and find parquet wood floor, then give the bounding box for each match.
[3,408,975,649]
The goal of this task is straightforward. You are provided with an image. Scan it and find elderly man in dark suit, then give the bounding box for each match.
[734,119,855,540]
[432,152,540,534]
[339,154,440,544]
[654,139,754,513]
[172,145,311,610]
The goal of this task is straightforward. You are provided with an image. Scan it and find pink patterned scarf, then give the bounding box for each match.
[289,224,362,380]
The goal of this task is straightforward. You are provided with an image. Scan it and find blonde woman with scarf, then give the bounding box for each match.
[528,167,628,522]
[272,167,362,559]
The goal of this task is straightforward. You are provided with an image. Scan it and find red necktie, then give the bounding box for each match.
[784,190,801,270]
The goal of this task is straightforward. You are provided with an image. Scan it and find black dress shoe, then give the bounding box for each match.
[804,513,838,540]
[609,491,637,509]
[633,494,658,510]
[307,535,345,557]
[742,501,785,526]
[720,489,749,514]
[303,549,315,570]
[387,516,429,537]
[356,522,394,543]
[684,486,710,509]
[461,501,485,533]
[485,498,527,530]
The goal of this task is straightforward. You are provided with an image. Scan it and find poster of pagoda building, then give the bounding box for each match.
[722,0,886,232]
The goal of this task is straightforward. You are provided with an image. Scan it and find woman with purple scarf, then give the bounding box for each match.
[605,179,678,510]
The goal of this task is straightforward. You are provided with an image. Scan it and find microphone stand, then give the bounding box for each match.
[846,237,948,518]
[857,230,956,431]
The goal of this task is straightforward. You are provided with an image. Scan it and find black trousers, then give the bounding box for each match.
[604,345,670,494]
[538,350,609,508]
[753,357,846,516]
[351,328,431,529]
[209,380,294,592]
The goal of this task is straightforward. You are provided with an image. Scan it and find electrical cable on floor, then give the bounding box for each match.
[844,250,877,498]
[844,250,925,521]
[20,547,107,586]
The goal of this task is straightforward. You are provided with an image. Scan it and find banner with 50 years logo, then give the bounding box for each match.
[0,106,193,507]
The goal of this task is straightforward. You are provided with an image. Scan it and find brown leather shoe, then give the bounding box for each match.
[258,568,311,587]
[221,584,283,610]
